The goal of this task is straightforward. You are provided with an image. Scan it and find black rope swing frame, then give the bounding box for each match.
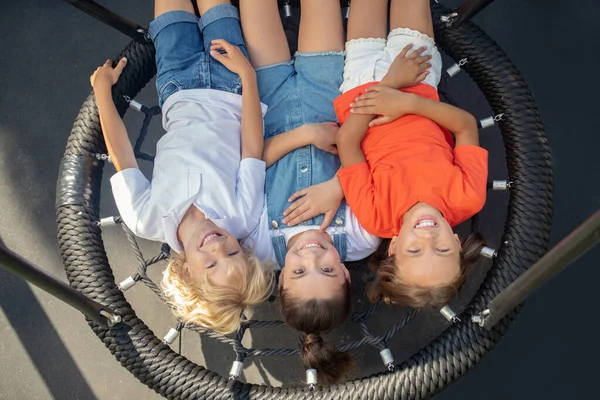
[51,0,555,398]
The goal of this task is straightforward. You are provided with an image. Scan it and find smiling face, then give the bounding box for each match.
[280,230,350,299]
[391,203,462,288]
[181,219,244,287]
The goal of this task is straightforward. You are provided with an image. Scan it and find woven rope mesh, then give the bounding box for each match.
[55,1,553,398]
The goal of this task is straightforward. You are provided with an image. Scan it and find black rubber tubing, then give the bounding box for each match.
[55,3,553,399]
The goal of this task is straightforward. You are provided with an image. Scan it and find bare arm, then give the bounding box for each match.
[262,126,311,168]
[410,95,479,146]
[209,39,265,160]
[262,122,339,168]
[239,71,264,160]
[350,85,479,146]
[91,58,138,172]
[336,113,373,168]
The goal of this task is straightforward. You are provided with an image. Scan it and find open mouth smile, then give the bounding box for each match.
[200,231,222,247]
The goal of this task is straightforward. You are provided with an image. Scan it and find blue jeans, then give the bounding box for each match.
[256,53,344,139]
[148,5,248,107]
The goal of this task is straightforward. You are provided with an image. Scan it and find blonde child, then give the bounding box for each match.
[333,0,488,308]
[91,0,274,334]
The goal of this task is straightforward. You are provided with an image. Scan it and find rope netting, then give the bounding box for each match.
[55,1,553,398]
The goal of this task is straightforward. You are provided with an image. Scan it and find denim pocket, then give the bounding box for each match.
[159,79,184,103]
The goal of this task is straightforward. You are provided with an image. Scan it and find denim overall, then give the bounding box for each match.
[266,144,348,267]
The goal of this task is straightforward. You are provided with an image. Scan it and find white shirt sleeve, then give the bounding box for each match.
[344,207,382,261]
[234,158,267,237]
[109,168,165,243]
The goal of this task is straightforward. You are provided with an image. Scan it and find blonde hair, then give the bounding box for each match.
[161,250,275,335]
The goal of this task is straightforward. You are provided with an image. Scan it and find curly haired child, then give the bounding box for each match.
[91,0,274,334]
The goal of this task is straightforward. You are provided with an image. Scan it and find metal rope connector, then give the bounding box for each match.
[306,368,317,390]
[228,360,244,381]
[93,153,112,163]
[480,246,498,259]
[122,95,144,112]
[380,348,395,372]
[446,58,468,78]
[97,216,119,227]
[440,12,458,27]
[471,309,490,327]
[490,180,513,191]
[283,1,292,18]
[118,276,137,291]
[479,113,505,129]
[162,327,180,345]
[440,306,461,323]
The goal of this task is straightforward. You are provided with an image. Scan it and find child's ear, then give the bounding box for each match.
[387,236,398,257]
[182,262,192,282]
[454,234,462,251]
[341,263,351,284]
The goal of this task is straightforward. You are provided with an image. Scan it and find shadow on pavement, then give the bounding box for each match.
[0,238,97,400]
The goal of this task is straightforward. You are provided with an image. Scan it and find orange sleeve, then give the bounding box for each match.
[338,162,389,236]
[448,146,489,226]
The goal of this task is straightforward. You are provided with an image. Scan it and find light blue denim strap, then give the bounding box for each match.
[333,233,347,262]
[198,4,239,31]
[271,234,287,269]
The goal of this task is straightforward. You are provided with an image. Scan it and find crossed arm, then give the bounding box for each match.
[284,47,480,227]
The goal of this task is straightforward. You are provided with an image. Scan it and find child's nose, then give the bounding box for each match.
[209,240,226,253]
[419,230,437,239]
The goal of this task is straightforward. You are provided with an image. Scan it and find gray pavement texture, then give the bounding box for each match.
[0,0,599,399]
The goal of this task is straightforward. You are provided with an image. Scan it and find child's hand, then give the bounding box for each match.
[90,58,127,90]
[350,85,416,127]
[307,122,339,155]
[282,177,344,231]
[380,44,431,89]
[210,39,254,80]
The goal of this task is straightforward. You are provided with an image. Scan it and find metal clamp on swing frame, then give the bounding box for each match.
[441,0,497,28]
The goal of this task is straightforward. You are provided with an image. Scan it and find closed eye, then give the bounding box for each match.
[436,249,450,253]
[229,250,239,256]
[407,249,420,254]
[206,262,217,269]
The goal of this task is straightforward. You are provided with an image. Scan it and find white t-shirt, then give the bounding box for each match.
[244,202,381,268]
[110,89,268,253]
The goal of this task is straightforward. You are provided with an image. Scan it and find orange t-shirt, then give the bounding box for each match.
[334,82,488,238]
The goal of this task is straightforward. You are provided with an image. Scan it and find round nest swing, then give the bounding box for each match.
[55,1,553,398]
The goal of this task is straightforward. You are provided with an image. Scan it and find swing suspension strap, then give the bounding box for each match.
[62,0,148,41]
[0,244,121,328]
[474,209,600,329]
